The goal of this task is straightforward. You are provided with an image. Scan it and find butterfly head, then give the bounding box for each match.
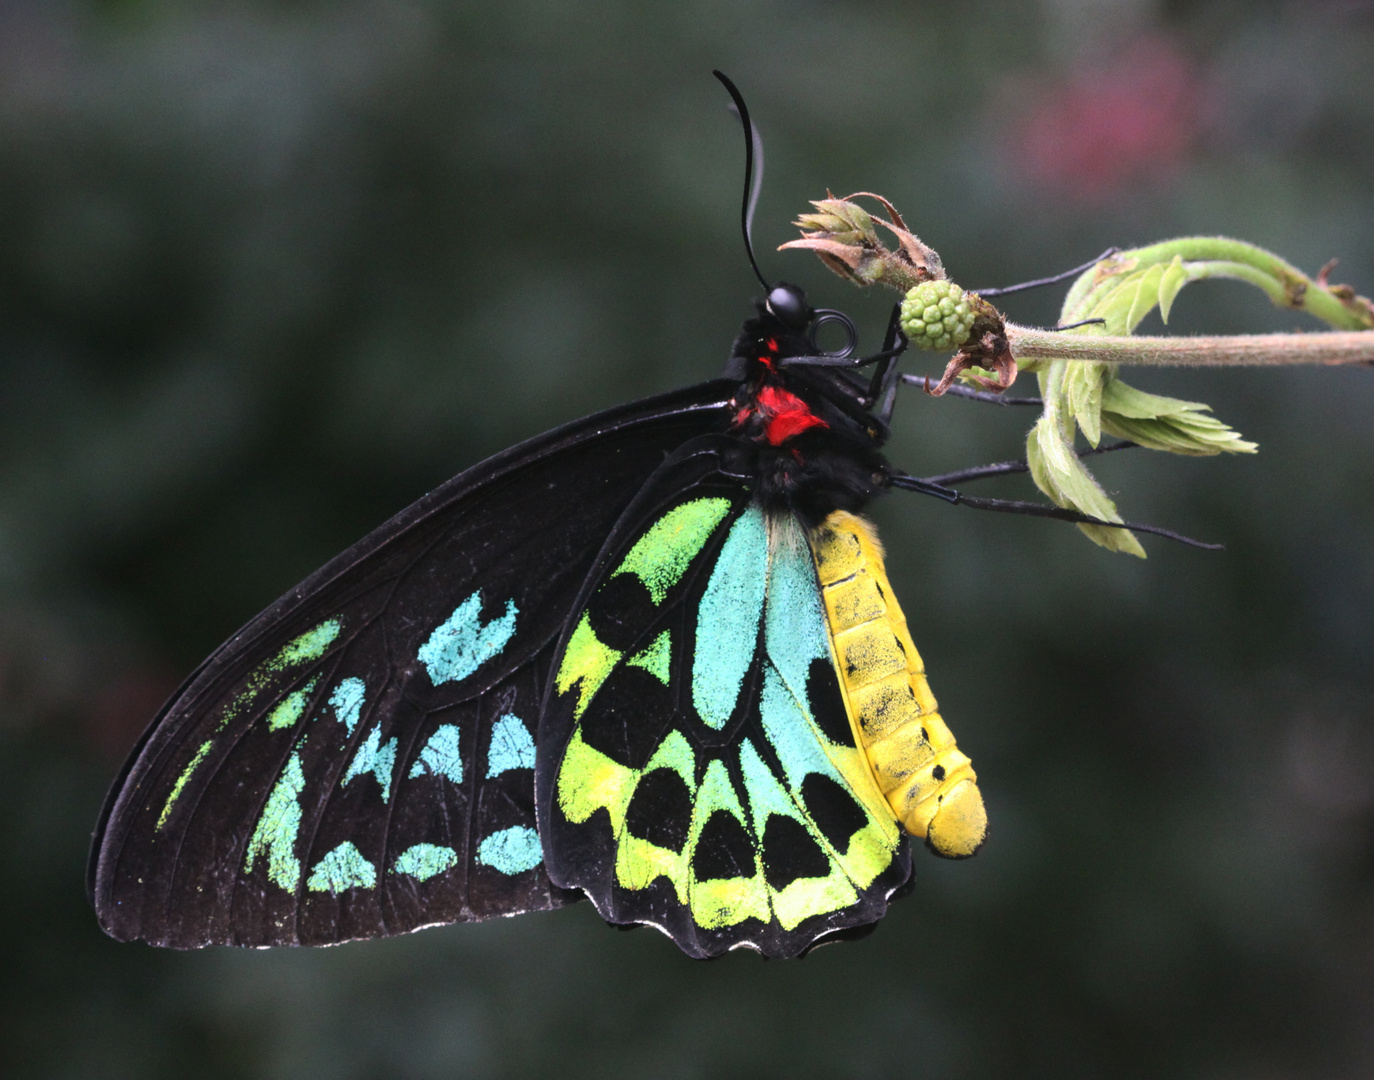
[764,283,810,330]
[724,282,862,384]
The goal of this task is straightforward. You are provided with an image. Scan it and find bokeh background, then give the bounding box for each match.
[4,1,1374,1077]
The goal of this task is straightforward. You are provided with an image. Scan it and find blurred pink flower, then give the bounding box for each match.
[1005,35,1203,203]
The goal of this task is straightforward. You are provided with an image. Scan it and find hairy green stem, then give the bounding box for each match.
[1008,325,1374,368]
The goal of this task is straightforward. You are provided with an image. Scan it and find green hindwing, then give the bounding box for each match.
[540,469,912,959]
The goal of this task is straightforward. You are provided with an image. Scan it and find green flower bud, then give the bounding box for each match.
[900,280,976,350]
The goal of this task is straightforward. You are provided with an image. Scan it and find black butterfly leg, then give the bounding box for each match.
[782,304,909,428]
[888,470,1222,550]
[920,440,1138,486]
[898,377,1045,407]
[871,303,908,427]
[969,248,1120,297]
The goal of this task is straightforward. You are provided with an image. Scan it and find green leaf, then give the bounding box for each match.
[1124,263,1165,333]
[1157,255,1188,324]
[1077,262,1165,335]
[1100,411,1258,456]
[1092,276,1143,335]
[1063,360,1106,447]
[1099,377,1209,419]
[1031,377,1079,481]
[1076,520,1148,557]
[1027,413,1146,558]
[1027,235,1313,554]
[1099,376,1258,455]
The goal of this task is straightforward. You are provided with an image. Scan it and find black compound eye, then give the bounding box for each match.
[766,284,810,329]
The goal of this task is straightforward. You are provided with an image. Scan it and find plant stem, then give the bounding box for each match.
[1007,324,1374,368]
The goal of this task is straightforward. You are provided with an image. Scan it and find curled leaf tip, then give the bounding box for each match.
[781,192,943,292]
[928,337,1018,397]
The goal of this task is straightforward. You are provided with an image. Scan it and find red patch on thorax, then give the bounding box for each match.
[755,338,780,370]
[756,385,828,446]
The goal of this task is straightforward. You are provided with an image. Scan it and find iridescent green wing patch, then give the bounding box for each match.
[90,387,733,948]
[538,456,912,959]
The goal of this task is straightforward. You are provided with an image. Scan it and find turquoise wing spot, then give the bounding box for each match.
[311,673,365,730]
[408,724,464,783]
[758,666,836,791]
[626,629,672,685]
[692,506,768,729]
[738,737,803,827]
[306,841,377,893]
[418,592,518,686]
[392,844,459,882]
[762,519,830,710]
[343,725,398,801]
[476,826,543,875]
[758,519,901,891]
[324,677,366,734]
[245,752,306,891]
[265,677,319,732]
[611,497,732,603]
[156,739,213,830]
[486,714,535,777]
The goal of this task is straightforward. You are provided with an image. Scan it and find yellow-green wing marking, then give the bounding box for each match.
[157,619,343,831]
[548,499,911,957]
[555,497,734,717]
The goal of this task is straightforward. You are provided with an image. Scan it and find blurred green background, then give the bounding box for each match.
[4,1,1374,1077]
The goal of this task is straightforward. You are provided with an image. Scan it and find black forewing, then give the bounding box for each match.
[90,381,734,947]
[536,437,913,958]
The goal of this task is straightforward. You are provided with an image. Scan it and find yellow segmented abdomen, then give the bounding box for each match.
[809,510,987,859]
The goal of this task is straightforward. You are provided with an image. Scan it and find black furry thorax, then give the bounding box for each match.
[721,299,891,527]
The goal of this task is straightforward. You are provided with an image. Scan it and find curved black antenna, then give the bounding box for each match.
[713,70,770,292]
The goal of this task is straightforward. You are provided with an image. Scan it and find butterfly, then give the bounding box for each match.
[87,76,994,960]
